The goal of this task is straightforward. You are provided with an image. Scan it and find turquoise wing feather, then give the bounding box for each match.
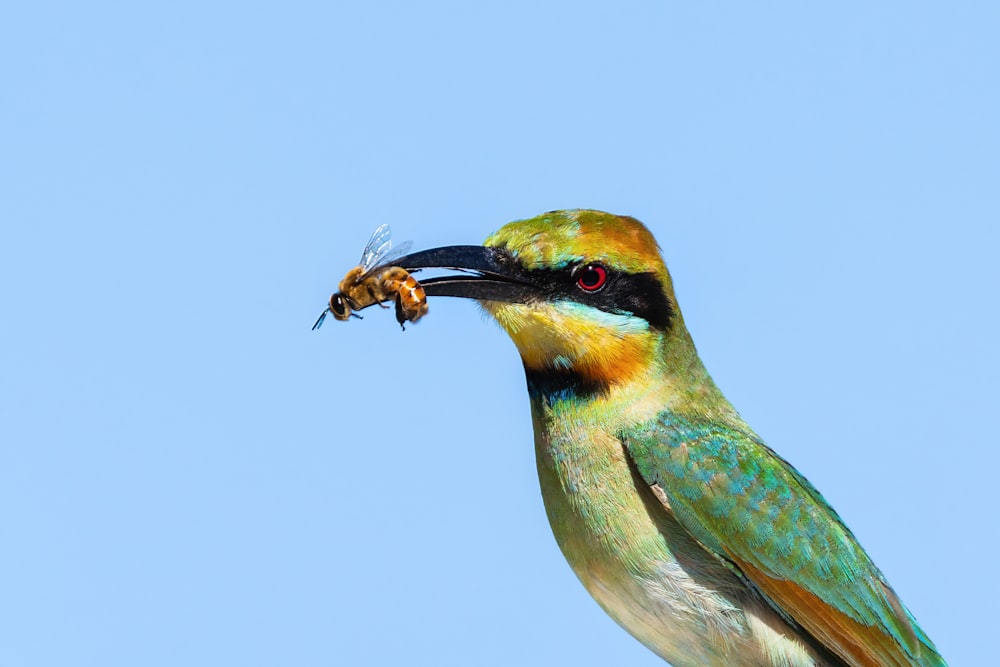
[622,413,945,667]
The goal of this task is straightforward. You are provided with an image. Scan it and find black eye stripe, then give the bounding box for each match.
[486,247,674,331]
[527,264,673,331]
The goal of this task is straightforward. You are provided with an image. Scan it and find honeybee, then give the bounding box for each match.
[312,224,428,330]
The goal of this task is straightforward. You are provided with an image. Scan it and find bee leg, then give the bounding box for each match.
[340,296,364,320]
[394,294,407,330]
[368,283,390,309]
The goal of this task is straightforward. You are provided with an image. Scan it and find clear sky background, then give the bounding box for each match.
[2,3,996,665]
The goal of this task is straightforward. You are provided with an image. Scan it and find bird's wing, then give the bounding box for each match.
[622,414,944,667]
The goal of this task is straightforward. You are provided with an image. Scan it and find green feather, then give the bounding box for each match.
[622,413,943,665]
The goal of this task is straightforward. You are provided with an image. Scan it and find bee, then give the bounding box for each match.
[312,224,428,330]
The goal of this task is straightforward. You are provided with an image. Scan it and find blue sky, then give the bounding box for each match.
[2,2,996,665]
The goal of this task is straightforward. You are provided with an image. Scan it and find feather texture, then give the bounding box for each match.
[623,415,944,667]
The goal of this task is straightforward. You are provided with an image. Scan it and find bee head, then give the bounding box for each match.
[330,293,352,321]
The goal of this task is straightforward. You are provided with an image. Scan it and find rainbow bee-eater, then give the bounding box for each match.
[387,210,945,666]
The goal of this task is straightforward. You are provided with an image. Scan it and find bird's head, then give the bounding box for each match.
[399,210,705,399]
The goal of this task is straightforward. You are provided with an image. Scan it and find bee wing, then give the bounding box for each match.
[358,224,413,276]
[368,240,413,273]
[358,224,391,272]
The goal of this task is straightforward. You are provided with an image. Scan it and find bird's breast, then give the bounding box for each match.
[528,393,828,667]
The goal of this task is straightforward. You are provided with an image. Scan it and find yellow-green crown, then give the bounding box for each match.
[485,209,670,284]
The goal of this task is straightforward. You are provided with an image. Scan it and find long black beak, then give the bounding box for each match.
[396,245,538,303]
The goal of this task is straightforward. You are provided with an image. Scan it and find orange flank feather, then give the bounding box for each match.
[731,555,923,667]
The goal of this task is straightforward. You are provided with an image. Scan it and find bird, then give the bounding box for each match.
[390,209,945,666]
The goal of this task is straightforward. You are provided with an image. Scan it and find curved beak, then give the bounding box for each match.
[396,245,538,303]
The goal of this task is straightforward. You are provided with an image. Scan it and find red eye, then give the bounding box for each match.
[576,263,608,292]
